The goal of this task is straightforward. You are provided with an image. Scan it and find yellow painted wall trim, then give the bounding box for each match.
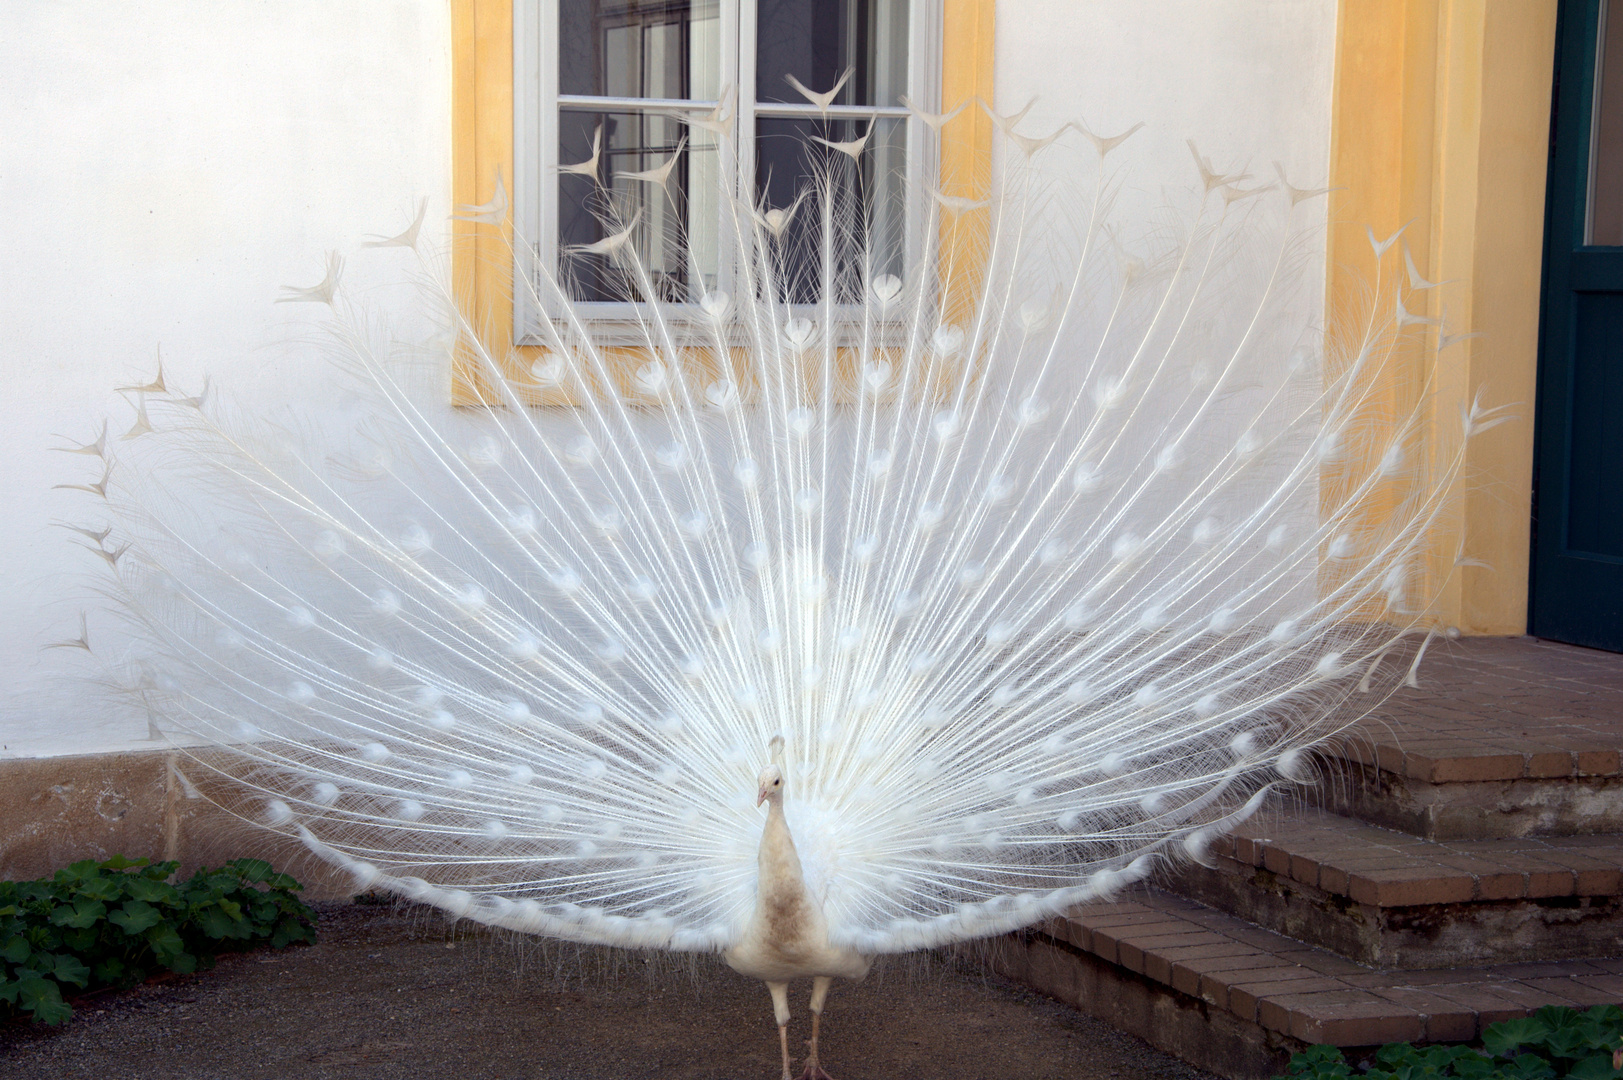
[939,0,997,327]
[450,0,518,407]
[1326,0,1556,635]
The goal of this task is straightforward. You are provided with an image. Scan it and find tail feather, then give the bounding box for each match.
[67,115,1475,954]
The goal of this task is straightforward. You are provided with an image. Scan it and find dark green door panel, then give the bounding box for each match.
[1534,0,1623,651]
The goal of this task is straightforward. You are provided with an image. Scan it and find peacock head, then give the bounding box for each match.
[756,764,784,807]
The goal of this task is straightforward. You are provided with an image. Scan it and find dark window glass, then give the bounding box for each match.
[560,0,720,100]
[755,0,908,108]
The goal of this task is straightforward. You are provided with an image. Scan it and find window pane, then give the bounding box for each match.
[755,116,907,303]
[557,109,721,303]
[560,0,721,101]
[756,0,909,108]
[1589,0,1623,245]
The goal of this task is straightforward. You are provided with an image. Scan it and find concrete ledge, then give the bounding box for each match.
[0,749,352,898]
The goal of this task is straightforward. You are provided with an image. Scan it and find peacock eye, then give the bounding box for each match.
[773,779,780,786]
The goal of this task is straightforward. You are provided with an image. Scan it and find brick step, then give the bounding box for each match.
[1169,810,1623,968]
[1315,725,1623,841]
[981,887,1623,1080]
[1314,638,1623,840]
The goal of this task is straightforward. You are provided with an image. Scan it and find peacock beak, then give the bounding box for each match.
[757,787,768,807]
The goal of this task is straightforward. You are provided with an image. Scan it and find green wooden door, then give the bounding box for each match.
[1534,0,1623,650]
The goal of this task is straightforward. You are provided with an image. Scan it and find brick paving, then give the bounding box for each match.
[1334,637,1623,781]
[1042,889,1623,1047]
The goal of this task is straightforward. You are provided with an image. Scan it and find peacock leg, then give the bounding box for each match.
[799,976,836,1080]
[767,980,793,1080]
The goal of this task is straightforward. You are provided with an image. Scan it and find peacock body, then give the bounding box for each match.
[59,92,1492,1074]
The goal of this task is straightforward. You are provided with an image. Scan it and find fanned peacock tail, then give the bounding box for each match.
[61,104,1498,956]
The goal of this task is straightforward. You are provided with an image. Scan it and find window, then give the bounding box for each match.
[514,0,941,339]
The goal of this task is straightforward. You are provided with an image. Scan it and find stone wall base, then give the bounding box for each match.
[0,749,353,898]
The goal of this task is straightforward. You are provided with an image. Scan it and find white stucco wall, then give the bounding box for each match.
[995,1,1336,215]
[0,2,452,756]
[0,2,1335,759]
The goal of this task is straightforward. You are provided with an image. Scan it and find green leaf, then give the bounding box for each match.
[16,975,71,1026]
[271,915,314,949]
[1536,1005,1582,1030]
[146,923,188,966]
[93,956,126,985]
[1281,1045,1350,1080]
[1546,1026,1591,1059]
[99,854,145,871]
[197,905,243,940]
[50,954,90,988]
[1487,1018,1553,1058]
[1577,1016,1623,1053]
[1377,1044,1420,1067]
[0,978,18,1005]
[1568,1055,1623,1080]
[49,897,107,929]
[61,926,96,953]
[125,878,180,905]
[108,899,163,935]
[73,875,124,903]
[1503,1053,1557,1080]
[1,936,29,964]
[56,860,101,884]
[1584,1005,1623,1029]
[244,896,277,928]
[226,858,274,884]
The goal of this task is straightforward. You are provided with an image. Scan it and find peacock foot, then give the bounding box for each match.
[798,1058,836,1080]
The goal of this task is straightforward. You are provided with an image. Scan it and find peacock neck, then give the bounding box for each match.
[758,795,807,896]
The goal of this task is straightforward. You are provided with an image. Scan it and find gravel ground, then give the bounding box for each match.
[0,899,1219,1080]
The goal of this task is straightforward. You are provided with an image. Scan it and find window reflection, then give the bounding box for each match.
[560,0,721,101]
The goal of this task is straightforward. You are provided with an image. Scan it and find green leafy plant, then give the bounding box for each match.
[1,855,315,1025]
[1279,1006,1623,1080]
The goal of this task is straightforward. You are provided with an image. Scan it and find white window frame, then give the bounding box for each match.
[514,0,942,345]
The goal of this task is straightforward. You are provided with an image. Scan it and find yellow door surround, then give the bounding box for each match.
[1326,0,1556,635]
